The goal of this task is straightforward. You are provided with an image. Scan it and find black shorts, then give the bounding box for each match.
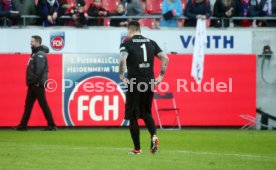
[124,84,154,120]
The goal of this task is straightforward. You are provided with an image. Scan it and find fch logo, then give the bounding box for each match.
[50,32,65,51]
[66,76,125,126]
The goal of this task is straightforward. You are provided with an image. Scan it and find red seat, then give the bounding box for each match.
[66,0,74,4]
[206,19,211,27]
[146,0,162,14]
[104,18,110,26]
[102,0,120,13]
[139,18,155,29]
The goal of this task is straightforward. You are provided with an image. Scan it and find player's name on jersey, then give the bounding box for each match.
[132,39,150,43]
[139,63,150,68]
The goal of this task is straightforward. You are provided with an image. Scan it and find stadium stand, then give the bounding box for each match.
[1,0,276,28]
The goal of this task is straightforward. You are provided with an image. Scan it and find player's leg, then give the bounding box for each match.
[143,114,157,137]
[16,87,36,130]
[34,86,56,130]
[141,89,158,154]
[141,89,157,135]
[129,118,141,154]
[125,86,142,154]
[143,114,158,154]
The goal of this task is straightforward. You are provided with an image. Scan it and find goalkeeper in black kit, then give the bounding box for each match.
[119,21,169,154]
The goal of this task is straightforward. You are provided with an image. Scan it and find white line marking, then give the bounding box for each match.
[94,147,276,160]
[1,142,276,161]
[174,150,276,159]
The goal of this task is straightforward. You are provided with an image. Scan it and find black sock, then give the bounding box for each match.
[129,119,140,150]
[143,114,157,137]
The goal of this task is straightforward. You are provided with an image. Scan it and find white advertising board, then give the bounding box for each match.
[0,27,252,54]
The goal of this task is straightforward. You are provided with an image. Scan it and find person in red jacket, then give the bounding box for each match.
[66,0,88,27]
[87,0,109,26]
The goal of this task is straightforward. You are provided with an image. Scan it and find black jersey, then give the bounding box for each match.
[120,35,162,83]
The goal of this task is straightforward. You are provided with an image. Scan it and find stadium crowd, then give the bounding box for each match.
[0,0,276,28]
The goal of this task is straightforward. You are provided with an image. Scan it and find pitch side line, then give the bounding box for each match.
[96,147,276,160]
[1,142,275,161]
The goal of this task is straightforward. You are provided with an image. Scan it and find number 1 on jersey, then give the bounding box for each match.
[141,43,148,62]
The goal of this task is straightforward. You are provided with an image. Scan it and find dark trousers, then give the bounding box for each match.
[19,86,55,127]
[126,85,157,150]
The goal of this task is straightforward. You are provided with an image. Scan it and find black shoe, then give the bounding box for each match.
[16,125,27,131]
[43,126,57,131]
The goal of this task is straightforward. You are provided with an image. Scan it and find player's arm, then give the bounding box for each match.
[155,52,169,85]
[119,51,129,83]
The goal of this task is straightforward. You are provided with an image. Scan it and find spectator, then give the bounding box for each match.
[0,0,21,26]
[231,0,260,27]
[239,0,276,27]
[57,0,70,25]
[160,0,183,27]
[212,0,240,27]
[110,3,128,27]
[247,0,265,26]
[141,0,146,12]
[121,0,144,17]
[261,0,276,26]
[184,0,211,27]
[240,0,253,27]
[66,0,87,27]
[58,0,70,16]
[249,0,265,16]
[87,0,109,26]
[36,0,60,27]
[58,0,71,17]
[13,0,35,25]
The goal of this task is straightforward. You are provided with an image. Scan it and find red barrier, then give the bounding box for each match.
[0,54,256,127]
[0,54,64,127]
[152,54,256,126]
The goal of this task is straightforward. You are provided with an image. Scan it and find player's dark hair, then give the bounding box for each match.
[32,35,42,45]
[128,20,141,32]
